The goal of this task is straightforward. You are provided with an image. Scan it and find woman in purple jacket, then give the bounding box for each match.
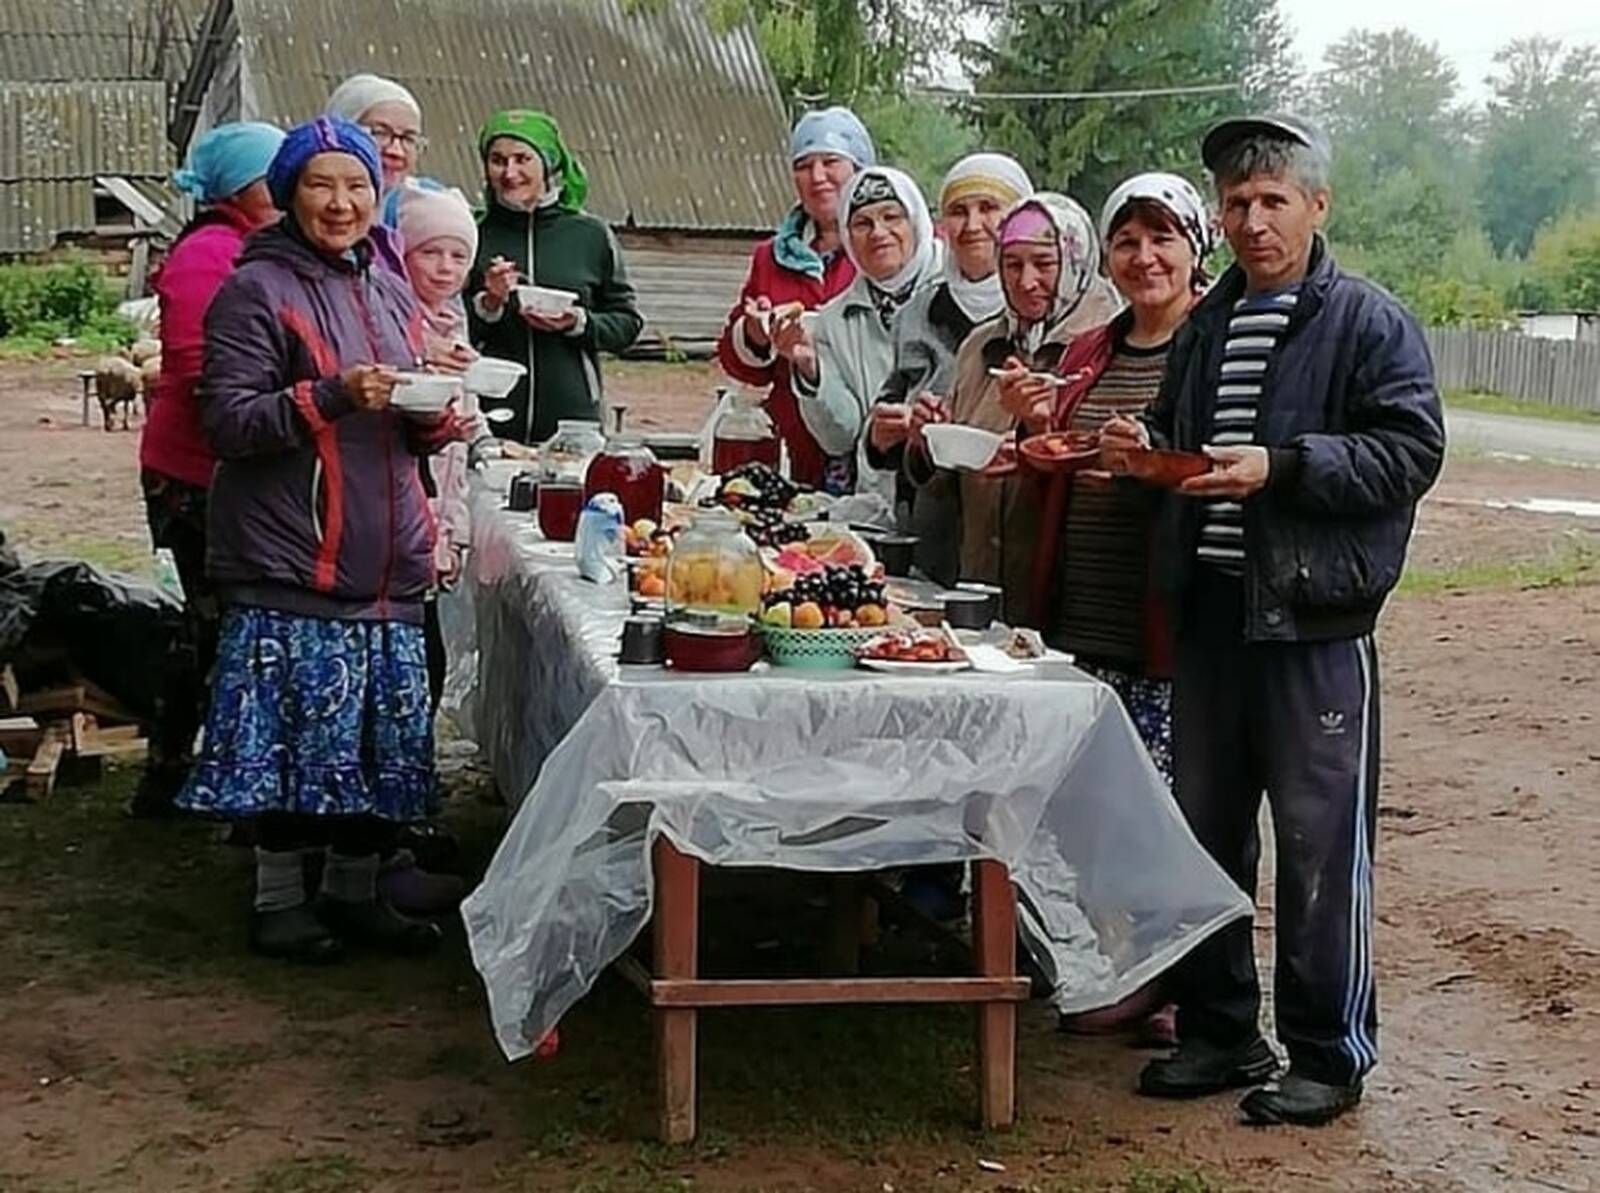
[178,117,462,964]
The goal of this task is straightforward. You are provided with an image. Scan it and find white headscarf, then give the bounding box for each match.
[839,166,938,324]
[326,73,422,125]
[998,193,1102,355]
[938,153,1034,324]
[1097,171,1215,275]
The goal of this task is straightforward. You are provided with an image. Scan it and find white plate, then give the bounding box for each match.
[463,356,527,397]
[856,657,972,674]
[923,424,1004,471]
[391,372,458,413]
[515,284,579,316]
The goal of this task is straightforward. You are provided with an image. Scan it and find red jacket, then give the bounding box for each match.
[716,212,855,488]
[139,206,258,488]
[1027,316,1173,678]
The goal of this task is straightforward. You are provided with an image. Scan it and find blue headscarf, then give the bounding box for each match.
[266,116,382,210]
[172,122,286,204]
[789,107,876,168]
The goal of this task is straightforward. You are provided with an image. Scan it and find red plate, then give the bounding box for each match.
[1121,448,1213,488]
[1020,431,1102,475]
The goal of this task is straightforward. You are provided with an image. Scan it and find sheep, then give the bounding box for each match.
[94,355,143,432]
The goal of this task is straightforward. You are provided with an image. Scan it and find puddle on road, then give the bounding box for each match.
[1484,497,1600,518]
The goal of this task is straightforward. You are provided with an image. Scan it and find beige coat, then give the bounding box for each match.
[936,282,1121,623]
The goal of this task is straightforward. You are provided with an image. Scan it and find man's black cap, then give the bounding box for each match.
[1202,113,1332,174]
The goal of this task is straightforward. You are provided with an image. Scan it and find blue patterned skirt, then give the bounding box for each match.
[1081,661,1174,788]
[176,606,438,820]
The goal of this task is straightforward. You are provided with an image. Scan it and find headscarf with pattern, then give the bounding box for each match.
[839,166,938,330]
[997,192,1100,355]
[1097,171,1215,289]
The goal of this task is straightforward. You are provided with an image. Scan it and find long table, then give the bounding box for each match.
[451,465,1248,1139]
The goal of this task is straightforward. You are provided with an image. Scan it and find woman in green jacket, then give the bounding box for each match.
[467,109,643,444]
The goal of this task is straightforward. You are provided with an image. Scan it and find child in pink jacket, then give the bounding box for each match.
[398,185,485,595]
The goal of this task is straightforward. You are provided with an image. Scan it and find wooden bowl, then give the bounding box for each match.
[1020,430,1102,475]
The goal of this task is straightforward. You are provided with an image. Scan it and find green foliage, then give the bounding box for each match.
[1524,208,1600,311]
[966,0,1292,210]
[1478,38,1600,255]
[706,0,959,107]
[0,259,125,343]
[855,93,980,196]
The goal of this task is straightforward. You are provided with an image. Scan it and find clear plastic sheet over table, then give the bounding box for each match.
[448,465,1250,1061]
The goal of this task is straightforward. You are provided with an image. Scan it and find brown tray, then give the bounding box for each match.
[1020,431,1102,475]
[1121,448,1213,488]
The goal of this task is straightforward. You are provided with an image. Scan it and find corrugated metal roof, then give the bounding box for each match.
[205,0,793,232]
[0,82,171,183]
[0,0,208,86]
[0,178,94,254]
[0,82,173,253]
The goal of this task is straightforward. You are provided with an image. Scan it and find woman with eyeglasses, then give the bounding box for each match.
[466,109,642,445]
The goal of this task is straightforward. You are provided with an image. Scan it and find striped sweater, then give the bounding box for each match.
[1196,287,1300,571]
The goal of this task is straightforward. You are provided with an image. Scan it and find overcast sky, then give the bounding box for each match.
[1282,0,1600,98]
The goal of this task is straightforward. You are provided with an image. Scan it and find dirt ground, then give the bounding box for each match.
[1,358,1597,1193]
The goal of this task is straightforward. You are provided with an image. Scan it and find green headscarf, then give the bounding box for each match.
[477,109,588,213]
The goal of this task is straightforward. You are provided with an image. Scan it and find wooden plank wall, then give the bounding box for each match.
[1426,328,1600,412]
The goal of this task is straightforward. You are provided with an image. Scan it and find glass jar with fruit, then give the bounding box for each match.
[710,387,781,476]
[585,405,664,527]
[538,418,605,541]
[662,510,763,671]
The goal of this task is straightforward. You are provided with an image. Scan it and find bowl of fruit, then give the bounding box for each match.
[758,563,894,669]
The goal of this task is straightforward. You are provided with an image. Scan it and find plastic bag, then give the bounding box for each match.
[0,542,185,723]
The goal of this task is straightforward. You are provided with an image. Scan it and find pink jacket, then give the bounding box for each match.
[418,303,477,581]
[140,207,256,487]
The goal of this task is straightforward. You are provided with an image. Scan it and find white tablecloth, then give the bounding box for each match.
[451,466,1249,1060]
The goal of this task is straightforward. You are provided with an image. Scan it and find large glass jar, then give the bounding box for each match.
[537,418,604,541]
[664,510,763,634]
[584,405,664,527]
[710,387,781,476]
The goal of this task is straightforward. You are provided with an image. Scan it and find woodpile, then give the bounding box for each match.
[0,663,148,800]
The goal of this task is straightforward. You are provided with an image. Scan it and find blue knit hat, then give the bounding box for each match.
[172,122,286,203]
[789,107,876,168]
[266,116,382,210]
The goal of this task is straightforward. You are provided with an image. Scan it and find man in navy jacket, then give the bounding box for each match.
[1102,114,1445,1126]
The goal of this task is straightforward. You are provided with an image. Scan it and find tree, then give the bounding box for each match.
[964,0,1294,210]
[1309,29,1477,302]
[1478,38,1600,255]
[702,0,966,109]
[1524,209,1600,311]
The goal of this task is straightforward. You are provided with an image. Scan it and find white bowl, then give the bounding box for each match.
[390,372,458,414]
[463,356,527,398]
[515,284,579,317]
[923,424,1005,471]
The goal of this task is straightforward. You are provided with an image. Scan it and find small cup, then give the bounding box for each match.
[619,614,664,664]
[508,471,538,511]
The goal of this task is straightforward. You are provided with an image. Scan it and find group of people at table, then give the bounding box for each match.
[132,69,1445,1129]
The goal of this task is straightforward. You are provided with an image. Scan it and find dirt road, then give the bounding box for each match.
[1,361,1597,1192]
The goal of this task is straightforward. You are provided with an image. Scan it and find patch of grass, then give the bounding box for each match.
[1398,541,1598,595]
[249,1154,374,1193]
[1444,389,1600,426]
[1121,1168,1236,1193]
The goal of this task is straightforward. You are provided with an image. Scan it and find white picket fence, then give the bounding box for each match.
[1425,328,1600,413]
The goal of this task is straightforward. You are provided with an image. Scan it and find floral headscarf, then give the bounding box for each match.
[1097,171,1215,289]
[996,192,1100,354]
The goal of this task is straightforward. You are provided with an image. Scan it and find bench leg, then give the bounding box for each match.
[972,859,1017,1130]
[653,837,700,1143]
